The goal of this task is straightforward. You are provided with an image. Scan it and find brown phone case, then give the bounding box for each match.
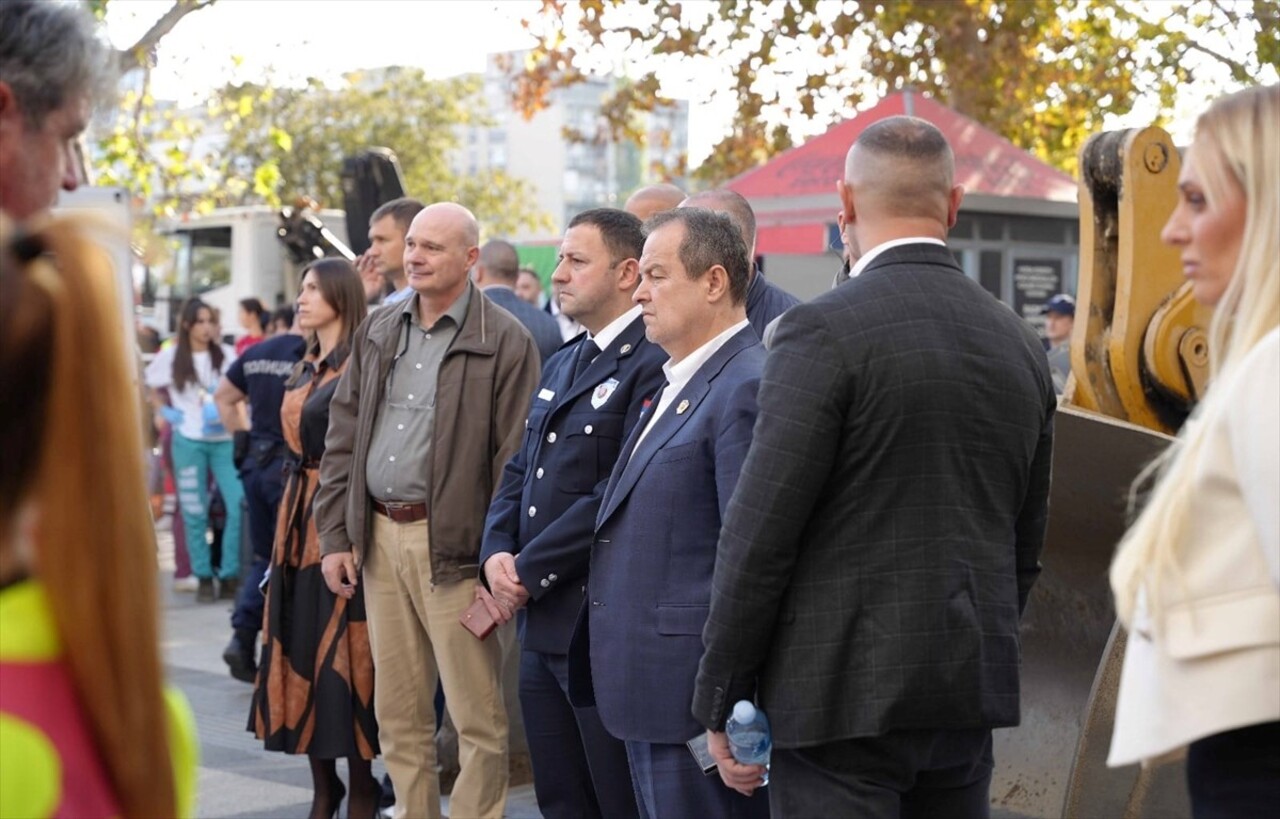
[459,598,498,640]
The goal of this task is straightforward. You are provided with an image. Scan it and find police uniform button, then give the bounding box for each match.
[540,578,551,588]
[547,432,557,443]
[528,506,537,517]
[548,573,558,582]
[584,425,593,435]
[536,468,544,479]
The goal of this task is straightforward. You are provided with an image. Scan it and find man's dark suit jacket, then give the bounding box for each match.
[745,268,799,340]
[481,315,666,653]
[485,285,564,362]
[582,326,765,745]
[692,243,1056,748]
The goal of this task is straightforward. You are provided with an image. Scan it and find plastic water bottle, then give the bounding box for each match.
[725,699,771,786]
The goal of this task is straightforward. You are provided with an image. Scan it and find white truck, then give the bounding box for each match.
[146,206,349,336]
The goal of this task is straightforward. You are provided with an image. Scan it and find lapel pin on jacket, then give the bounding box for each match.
[676,399,690,415]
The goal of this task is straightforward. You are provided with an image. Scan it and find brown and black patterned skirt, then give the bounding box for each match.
[248,464,379,759]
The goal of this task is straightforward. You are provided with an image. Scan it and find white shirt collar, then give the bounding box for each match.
[849,236,947,280]
[661,318,751,390]
[589,305,643,352]
[633,318,751,454]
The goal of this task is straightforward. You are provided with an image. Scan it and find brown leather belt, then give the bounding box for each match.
[371,499,428,523]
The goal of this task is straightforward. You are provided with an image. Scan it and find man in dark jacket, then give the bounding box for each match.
[679,189,799,338]
[473,238,563,362]
[693,117,1055,818]
[314,202,540,819]
[213,325,306,681]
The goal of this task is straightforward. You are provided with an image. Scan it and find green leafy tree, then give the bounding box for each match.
[89,0,231,219]
[215,67,552,237]
[514,0,1278,181]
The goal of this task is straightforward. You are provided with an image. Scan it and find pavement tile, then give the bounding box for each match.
[157,523,541,818]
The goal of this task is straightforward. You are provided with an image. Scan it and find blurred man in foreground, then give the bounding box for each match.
[0,0,112,221]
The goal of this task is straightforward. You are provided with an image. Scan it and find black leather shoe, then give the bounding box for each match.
[218,577,239,600]
[222,629,257,683]
[196,578,216,603]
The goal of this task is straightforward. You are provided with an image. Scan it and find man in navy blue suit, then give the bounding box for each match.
[582,207,769,818]
[482,208,666,819]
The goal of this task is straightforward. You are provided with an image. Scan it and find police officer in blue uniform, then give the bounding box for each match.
[214,327,306,682]
[482,208,666,819]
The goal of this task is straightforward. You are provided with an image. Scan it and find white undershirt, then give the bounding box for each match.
[144,344,237,440]
[849,236,946,280]
[588,304,643,354]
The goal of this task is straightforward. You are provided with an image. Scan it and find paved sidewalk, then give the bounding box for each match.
[157,523,541,818]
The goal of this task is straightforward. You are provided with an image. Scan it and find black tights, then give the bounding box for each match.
[308,756,380,819]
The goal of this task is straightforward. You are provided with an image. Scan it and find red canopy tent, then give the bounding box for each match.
[728,90,1077,255]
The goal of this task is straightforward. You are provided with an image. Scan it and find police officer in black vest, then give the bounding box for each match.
[214,324,306,681]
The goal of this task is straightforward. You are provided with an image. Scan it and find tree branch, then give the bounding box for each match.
[115,0,219,74]
[1182,36,1250,79]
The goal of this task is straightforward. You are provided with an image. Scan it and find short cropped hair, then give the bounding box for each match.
[479,239,520,284]
[0,0,114,126]
[369,197,425,234]
[855,115,953,162]
[645,207,750,306]
[681,189,756,257]
[568,208,645,266]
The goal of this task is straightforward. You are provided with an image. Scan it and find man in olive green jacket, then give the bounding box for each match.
[315,203,540,819]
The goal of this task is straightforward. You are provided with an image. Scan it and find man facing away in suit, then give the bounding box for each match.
[678,189,799,339]
[472,238,564,362]
[584,207,769,819]
[692,116,1056,819]
[481,208,666,819]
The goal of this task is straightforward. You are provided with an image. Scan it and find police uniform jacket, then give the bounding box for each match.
[481,314,667,654]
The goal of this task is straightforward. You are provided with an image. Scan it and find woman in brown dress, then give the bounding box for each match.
[249,258,378,819]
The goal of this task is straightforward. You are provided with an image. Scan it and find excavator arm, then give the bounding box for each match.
[991,126,1208,818]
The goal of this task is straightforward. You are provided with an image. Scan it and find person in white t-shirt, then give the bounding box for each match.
[146,298,242,602]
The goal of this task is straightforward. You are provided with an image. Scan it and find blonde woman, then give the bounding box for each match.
[0,214,197,817]
[1108,84,1279,815]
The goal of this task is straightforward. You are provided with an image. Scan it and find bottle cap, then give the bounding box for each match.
[732,700,757,723]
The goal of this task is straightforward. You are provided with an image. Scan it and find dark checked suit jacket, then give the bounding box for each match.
[583,326,765,744]
[692,243,1056,748]
[481,314,666,654]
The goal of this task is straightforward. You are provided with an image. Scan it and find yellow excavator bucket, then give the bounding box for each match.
[990,125,1209,817]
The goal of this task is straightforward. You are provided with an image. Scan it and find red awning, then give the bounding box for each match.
[733,92,1078,255]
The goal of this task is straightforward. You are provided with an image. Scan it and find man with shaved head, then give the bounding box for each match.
[624,182,686,221]
[693,117,1055,817]
[316,202,541,819]
[473,238,563,361]
[680,188,799,338]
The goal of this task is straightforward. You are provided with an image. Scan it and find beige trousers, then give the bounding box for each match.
[365,513,509,819]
